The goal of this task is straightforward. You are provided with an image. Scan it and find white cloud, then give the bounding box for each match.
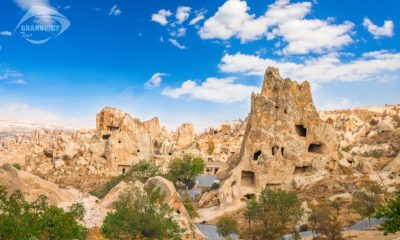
[189,12,205,25]
[109,4,121,16]
[0,31,12,36]
[169,27,186,37]
[219,50,400,84]
[168,39,186,49]
[321,98,360,111]
[0,103,62,124]
[363,17,394,39]
[14,0,57,24]
[152,9,172,26]
[199,0,354,54]
[145,72,167,89]
[8,79,27,85]
[176,6,191,24]
[162,77,258,103]
[0,68,24,82]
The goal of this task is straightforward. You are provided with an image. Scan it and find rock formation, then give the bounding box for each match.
[217,67,340,207]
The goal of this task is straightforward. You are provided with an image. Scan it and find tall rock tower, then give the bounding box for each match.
[217,67,340,207]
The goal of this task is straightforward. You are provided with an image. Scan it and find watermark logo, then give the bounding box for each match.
[15,5,70,44]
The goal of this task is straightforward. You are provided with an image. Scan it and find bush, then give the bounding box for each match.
[0,185,87,239]
[350,181,384,227]
[340,146,352,153]
[375,192,400,235]
[101,184,183,240]
[243,187,303,240]
[167,154,205,189]
[11,163,21,170]
[216,216,238,239]
[309,204,344,240]
[182,191,199,218]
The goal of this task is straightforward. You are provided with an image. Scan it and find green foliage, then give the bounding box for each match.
[167,154,205,189]
[90,173,126,199]
[327,199,345,216]
[0,185,87,240]
[350,182,384,227]
[361,149,384,159]
[11,163,21,170]
[101,184,183,240]
[216,216,238,239]
[375,192,400,235]
[309,204,344,240]
[91,160,160,199]
[340,146,352,153]
[242,187,303,240]
[127,160,160,183]
[181,191,199,218]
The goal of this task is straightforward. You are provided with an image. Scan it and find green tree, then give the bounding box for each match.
[101,184,183,240]
[216,216,238,240]
[309,204,344,240]
[375,192,400,235]
[128,160,160,182]
[243,187,303,240]
[167,154,205,189]
[350,182,384,227]
[0,186,87,240]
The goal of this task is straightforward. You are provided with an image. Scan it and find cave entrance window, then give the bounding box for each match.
[137,149,140,153]
[272,146,279,156]
[294,166,311,174]
[241,171,255,187]
[244,194,255,200]
[253,150,262,161]
[102,134,110,140]
[122,168,126,174]
[281,147,284,157]
[295,125,307,137]
[308,143,324,153]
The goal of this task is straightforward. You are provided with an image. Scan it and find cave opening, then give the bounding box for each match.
[295,125,307,137]
[241,171,255,187]
[308,143,324,153]
[253,150,262,160]
[294,166,311,174]
[272,146,279,156]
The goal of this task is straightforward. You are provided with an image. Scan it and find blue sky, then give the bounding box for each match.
[0,0,399,131]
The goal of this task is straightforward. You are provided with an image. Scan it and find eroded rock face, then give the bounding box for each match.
[217,67,340,207]
[175,123,195,149]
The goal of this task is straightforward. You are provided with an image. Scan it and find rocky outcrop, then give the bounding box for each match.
[175,123,195,149]
[217,67,340,207]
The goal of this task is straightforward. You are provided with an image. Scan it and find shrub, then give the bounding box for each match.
[0,185,87,239]
[375,192,400,235]
[243,187,303,240]
[11,163,21,170]
[101,184,183,240]
[182,191,199,218]
[309,204,344,240]
[216,216,238,239]
[340,146,352,153]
